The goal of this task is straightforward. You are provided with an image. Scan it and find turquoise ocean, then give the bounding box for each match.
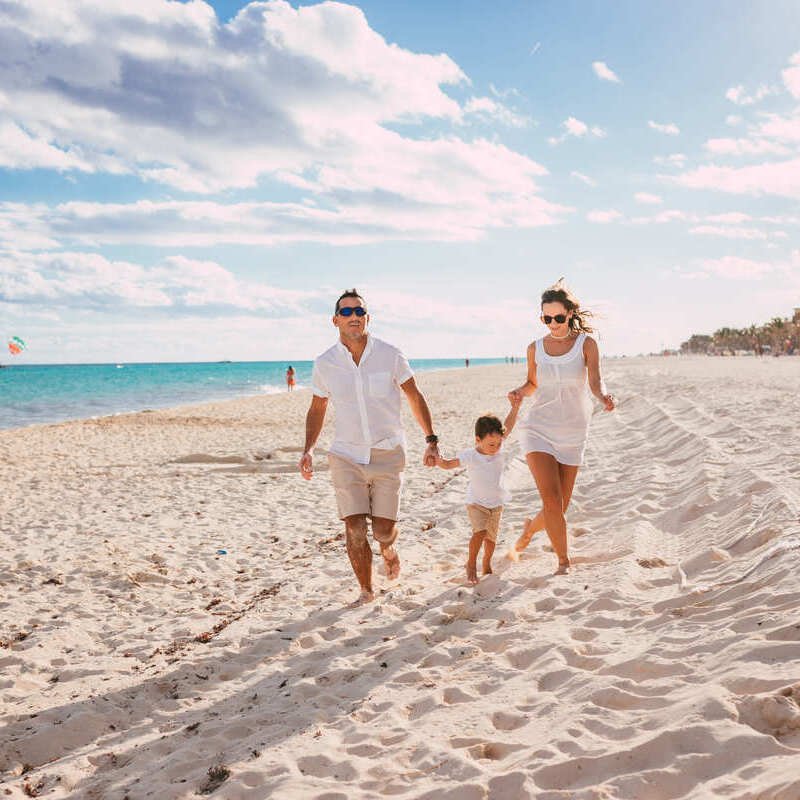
[0,358,506,430]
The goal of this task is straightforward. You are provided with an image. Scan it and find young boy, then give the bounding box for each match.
[435,396,521,585]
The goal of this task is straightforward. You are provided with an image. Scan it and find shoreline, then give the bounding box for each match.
[0,358,508,434]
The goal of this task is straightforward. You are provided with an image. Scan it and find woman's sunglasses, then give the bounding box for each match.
[541,314,568,324]
[338,307,367,317]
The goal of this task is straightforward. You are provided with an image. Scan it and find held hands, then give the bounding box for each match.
[601,393,616,412]
[423,442,439,467]
[508,390,523,409]
[299,451,313,480]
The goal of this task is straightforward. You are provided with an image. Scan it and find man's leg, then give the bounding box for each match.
[372,517,400,580]
[344,514,374,602]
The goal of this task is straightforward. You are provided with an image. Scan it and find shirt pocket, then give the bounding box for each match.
[368,371,393,398]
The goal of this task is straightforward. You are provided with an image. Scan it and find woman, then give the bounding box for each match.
[508,280,615,574]
[286,365,296,391]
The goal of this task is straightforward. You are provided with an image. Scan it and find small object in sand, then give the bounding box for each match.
[216,549,227,555]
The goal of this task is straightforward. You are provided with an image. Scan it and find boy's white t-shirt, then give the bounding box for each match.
[458,448,511,509]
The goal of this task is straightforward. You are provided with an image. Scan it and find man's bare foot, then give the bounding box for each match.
[482,561,493,576]
[465,562,479,585]
[350,588,375,606]
[555,560,570,575]
[382,547,401,580]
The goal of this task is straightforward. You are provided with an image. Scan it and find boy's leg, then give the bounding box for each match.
[482,507,501,574]
[481,538,496,574]
[466,531,485,585]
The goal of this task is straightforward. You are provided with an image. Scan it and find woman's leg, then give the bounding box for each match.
[512,460,579,555]
[525,453,574,573]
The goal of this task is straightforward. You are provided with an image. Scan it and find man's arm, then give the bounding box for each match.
[299,394,329,479]
[400,376,439,466]
[435,456,461,469]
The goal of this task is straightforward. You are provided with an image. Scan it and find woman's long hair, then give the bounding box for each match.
[541,278,596,334]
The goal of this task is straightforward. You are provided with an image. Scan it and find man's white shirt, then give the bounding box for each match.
[312,335,414,465]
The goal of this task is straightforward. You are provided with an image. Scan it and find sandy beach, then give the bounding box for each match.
[1,356,799,799]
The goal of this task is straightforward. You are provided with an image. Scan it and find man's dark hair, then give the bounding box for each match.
[335,288,366,314]
[475,414,504,439]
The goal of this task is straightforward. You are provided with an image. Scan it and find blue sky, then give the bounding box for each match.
[1,0,799,363]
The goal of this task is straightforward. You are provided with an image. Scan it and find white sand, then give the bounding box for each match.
[1,356,799,799]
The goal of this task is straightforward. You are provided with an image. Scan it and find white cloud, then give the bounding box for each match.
[725,115,743,127]
[592,61,620,83]
[570,171,596,187]
[725,84,779,106]
[0,250,320,314]
[630,209,690,225]
[653,153,687,168]
[464,96,530,128]
[0,0,555,232]
[673,158,800,199]
[634,192,662,205]
[0,188,572,252]
[783,52,800,98]
[704,137,791,156]
[698,255,774,279]
[705,212,752,224]
[648,120,680,136]
[689,225,768,240]
[549,117,606,145]
[586,209,622,223]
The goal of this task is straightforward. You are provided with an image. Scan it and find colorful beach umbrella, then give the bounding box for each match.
[8,336,25,356]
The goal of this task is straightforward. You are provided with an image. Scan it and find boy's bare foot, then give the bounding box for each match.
[555,560,570,575]
[465,562,479,585]
[350,589,375,606]
[382,547,401,580]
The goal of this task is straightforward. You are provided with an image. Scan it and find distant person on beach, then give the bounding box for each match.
[507,280,615,574]
[465,358,470,368]
[435,399,521,585]
[286,365,295,391]
[299,288,440,604]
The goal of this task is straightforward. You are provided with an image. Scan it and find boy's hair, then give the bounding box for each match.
[475,414,504,439]
[335,288,366,314]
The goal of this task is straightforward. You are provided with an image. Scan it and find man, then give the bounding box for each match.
[299,289,440,604]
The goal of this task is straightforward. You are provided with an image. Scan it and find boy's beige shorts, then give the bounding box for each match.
[327,447,405,532]
[466,503,503,542]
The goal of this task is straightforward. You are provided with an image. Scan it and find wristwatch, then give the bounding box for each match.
[425,434,439,445]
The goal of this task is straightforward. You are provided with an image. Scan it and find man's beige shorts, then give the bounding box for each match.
[467,503,503,542]
[327,447,406,523]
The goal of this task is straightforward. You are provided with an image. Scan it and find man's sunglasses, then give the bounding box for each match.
[541,314,568,324]
[338,307,367,317]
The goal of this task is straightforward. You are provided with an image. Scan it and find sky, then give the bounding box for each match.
[1,0,799,363]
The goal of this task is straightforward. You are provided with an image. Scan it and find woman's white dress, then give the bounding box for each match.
[519,333,593,466]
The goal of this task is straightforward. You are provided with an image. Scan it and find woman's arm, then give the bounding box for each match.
[584,337,615,411]
[508,342,537,403]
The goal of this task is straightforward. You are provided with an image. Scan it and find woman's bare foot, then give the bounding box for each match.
[465,562,479,585]
[381,547,401,580]
[514,517,537,553]
[506,547,520,563]
[555,559,570,575]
